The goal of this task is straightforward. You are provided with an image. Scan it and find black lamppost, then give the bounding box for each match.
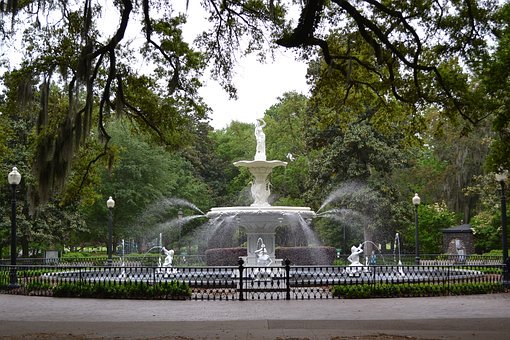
[495,169,509,284]
[7,167,21,287]
[106,196,115,266]
[412,193,421,265]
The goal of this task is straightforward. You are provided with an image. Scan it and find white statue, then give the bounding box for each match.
[345,243,366,276]
[254,238,272,266]
[347,244,363,265]
[162,247,174,267]
[254,118,266,161]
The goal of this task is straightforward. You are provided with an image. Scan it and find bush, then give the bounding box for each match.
[62,252,91,258]
[331,282,506,299]
[276,246,336,265]
[205,247,247,266]
[52,281,191,299]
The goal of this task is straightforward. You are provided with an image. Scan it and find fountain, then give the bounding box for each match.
[206,118,315,266]
[40,120,486,293]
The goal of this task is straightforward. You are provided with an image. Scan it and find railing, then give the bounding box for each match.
[0,255,207,267]
[0,261,505,300]
[335,254,503,266]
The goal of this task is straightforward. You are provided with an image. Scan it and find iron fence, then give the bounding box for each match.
[334,253,502,266]
[0,261,505,300]
[0,254,207,267]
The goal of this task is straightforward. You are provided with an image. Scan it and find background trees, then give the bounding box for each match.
[1,1,509,257]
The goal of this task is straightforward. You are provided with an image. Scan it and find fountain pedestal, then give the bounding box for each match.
[233,160,286,207]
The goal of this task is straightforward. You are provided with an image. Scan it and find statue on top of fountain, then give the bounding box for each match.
[254,118,266,161]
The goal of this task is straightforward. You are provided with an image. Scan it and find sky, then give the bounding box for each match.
[0,2,311,130]
[199,52,310,130]
[180,2,310,130]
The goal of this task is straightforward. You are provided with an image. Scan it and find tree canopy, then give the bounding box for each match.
[1,0,509,204]
[1,1,509,256]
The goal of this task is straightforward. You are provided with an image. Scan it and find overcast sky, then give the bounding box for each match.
[199,52,310,130]
[180,2,310,130]
[0,3,311,130]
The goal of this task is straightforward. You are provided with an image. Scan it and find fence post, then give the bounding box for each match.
[446,265,450,295]
[372,264,376,292]
[285,259,291,300]
[238,259,245,301]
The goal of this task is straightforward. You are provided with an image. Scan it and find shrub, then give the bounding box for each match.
[276,246,336,265]
[332,282,506,299]
[205,247,247,266]
[52,280,191,299]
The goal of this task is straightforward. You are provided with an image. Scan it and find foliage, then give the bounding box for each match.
[263,92,310,204]
[402,202,458,254]
[205,247,246,266]
[26,280,53,292]
[0,0,509,260]
[332,282,505,299]
[1,1,209,205]
[80,120,213,249]
[51,281,191,299]
[483,3,510,171]
[464,174,506,252]
[417,110,491,222]
[209,121,254,206]
[2,0,506,207]
[275,246,336,265]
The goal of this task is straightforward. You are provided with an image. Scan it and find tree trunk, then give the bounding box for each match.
[21,235,29,257]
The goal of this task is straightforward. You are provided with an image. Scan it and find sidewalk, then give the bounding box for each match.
[1,293,509,339]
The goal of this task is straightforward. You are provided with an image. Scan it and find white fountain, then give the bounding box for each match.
[206,119,315,266]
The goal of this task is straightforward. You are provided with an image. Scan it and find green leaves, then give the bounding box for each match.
[332,281,505,299]
[51,280,191,299]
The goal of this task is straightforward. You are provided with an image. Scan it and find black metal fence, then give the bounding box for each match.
[335,253,502,266]
[0,254,207,266]
[0,260,505,300]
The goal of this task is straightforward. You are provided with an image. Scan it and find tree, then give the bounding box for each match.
[1,1,209,205]
[482,4,510,171]
[209,121,255,206]
[81,120,212,249]
[465,174,506,253]
[402,202,458,255]
[263,92,309,205]
[2,0,506,204]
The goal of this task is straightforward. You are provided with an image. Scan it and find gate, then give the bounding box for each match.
[237,259,291,300]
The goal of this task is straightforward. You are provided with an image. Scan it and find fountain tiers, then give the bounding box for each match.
[206,119,316,266]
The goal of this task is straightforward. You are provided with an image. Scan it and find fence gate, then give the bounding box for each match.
[237,259,291,300]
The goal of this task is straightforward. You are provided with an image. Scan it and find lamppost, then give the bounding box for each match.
[495,169,509,284]
[106,196,115,266]
[7,167,21,287]
[412,193,421,265]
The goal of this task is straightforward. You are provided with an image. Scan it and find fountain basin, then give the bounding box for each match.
[207,206,315,230]
[207,206,315,266]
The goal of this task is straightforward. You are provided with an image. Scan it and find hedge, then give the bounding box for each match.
[276,246,336,265]
[332,282,506,299]
[51,281,191,299]
[205,247,247,266]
